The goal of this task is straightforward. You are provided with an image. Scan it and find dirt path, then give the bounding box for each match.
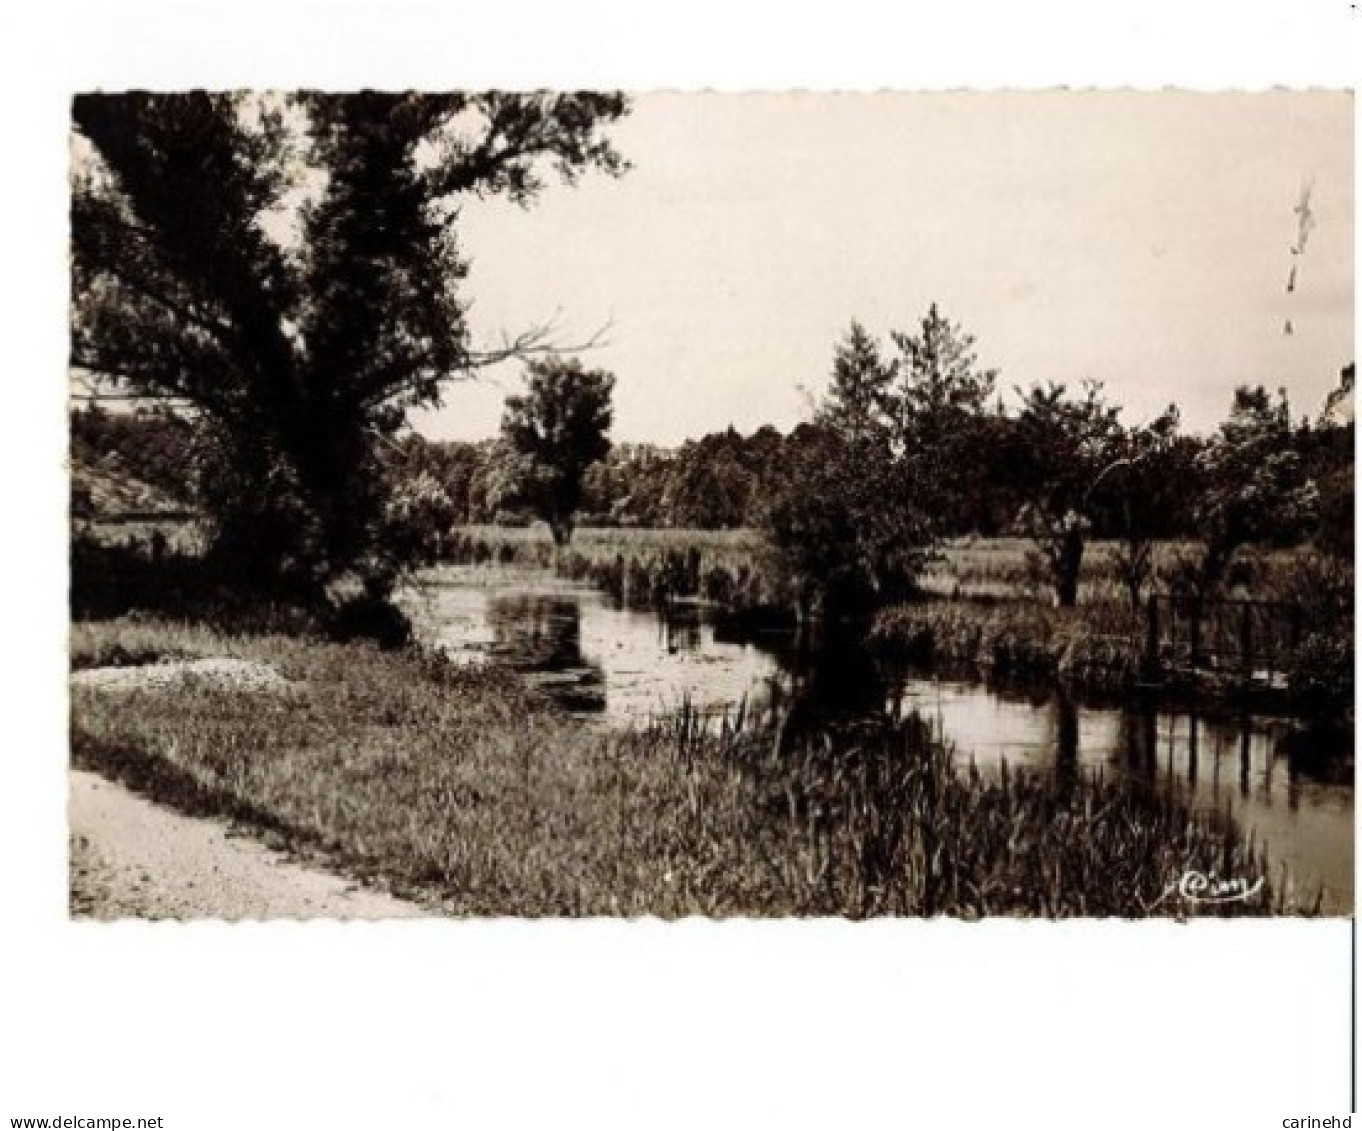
[69,770,427,920]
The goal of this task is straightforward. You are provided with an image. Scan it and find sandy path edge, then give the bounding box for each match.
[69,770,427,920]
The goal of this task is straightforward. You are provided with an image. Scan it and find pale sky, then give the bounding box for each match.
[410,91,1353,445]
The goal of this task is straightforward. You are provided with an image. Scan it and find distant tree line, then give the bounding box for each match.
[72,305,1352,617]
[70,405,198,504]
[762,310,1352,614]
[75,358,1351,551]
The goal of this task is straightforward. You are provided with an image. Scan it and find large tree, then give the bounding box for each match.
[765,420,930,620]
[763,323,934,620]
[1007,380,1125,607]
[71,91,628,593]
[1307,363,1355,560]
[1095,406,1187,608]
[888,304,999,532]
[1190,385,1318,592]
[821,320,897,452]
[497,356,615,546]
[817,309,1000,538]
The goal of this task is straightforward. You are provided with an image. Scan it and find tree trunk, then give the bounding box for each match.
[1119,539,1152,610]
[1053,530,1085,608]
[1197,536,1236,594]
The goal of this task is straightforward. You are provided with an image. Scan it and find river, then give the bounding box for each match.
[407,567,1355,914]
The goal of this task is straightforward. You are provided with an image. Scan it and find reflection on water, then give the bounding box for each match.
[489,594,588,669]
[900,680,1355,912]
[484,594,607,711]
[409,570,1355,914]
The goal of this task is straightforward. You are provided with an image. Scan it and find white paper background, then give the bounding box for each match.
[1,2,1356,1127]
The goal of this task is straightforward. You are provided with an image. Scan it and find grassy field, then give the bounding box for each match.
[451,526,1308,599]
[447,526,1175,615]
[925,537,1310,602]
[873,540,1351,710]
[70,615,1302,917]
[921,536,1161,602]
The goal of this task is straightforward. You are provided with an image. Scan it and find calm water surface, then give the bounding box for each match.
[408,568,1355,913]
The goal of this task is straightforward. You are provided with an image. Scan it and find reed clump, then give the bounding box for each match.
[867,599,1145,693]
[443,524,794,620]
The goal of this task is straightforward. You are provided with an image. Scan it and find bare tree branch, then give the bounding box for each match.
[464,315,614,371]
[364,316,616,412]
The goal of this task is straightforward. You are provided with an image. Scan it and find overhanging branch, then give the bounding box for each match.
[362,316,615,411]
[465,315,613,370]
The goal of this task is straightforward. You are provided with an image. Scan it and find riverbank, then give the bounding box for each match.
[445,527,1352,717]
[868,599,1144,691]
[69,615,1312,917]
[866,596,1353,719]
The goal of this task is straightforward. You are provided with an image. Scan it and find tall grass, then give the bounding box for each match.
[873,543,1351,711]
[70,617,1296,917]
[867,599,1146,692]
[449,524,765,567]
[443,524,793,618]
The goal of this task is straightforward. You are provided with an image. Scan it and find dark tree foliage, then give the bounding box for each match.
[760,311,1000,618]
[813,310,1001,539]
[821,320,896,449]
[661,441,751,529]
[654,426,788,529]
[765,422,930,619]
[579,442,675,526]
[1191,385,1319,592]
[1006,381,1125,607]
[498,357,615,545]
[1091,406,1188,607]
[69,403,198,502]
[71,91,629,594]
[761,322,936,618]
[1303,363,1355,560]
[888,304,999,532]
[388,436,488,526]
